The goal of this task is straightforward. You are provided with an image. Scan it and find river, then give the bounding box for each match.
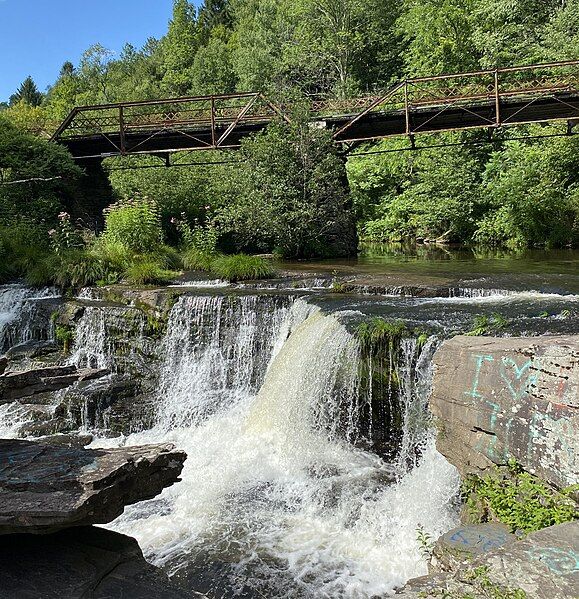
[0,245,577,598]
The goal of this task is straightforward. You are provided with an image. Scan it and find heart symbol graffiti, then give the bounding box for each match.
[500,357,536,400]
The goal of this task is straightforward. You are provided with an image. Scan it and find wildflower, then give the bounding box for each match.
[48,229,56,236]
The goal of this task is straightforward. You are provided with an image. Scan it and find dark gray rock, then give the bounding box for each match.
[4,339,59,361]
[398,521,579,599]
[0,526,205,598]
[430,523,517,573]
[61,373,152,433]
[0,438,186,534]
[0,357,7,376]
[36,433,94,448]
[430,335,579,489]
[0,365,109,402]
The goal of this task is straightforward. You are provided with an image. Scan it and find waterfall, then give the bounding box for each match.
[155,294,297,430]
[247,310,366,447]
[396,336,440,471]
[98,296,459,598]
[69,305,150,373]
[0,284,60,352]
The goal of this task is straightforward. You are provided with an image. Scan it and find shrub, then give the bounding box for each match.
[0,223,51,283]
[210,254,275,282]
[182,248,215,272]
[463,460,578,533]
[123,259,178,286]
[102,197,163,253]
[55,325,74,354]
[27,250,121,288]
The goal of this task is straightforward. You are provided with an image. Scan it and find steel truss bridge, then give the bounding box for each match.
[51,60,579,162]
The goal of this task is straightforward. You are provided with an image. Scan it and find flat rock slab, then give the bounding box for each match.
[0,365,109,403]
[399,521,579,599]
[0,439,186,534]
[0,526,206,599]
[431,523,517,573]
[430,335,579,488]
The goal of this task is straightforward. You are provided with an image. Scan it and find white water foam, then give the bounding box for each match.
[0,284,59,351]
[94,296,459,598]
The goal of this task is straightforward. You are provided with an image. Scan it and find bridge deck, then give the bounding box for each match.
[52,61,579,160]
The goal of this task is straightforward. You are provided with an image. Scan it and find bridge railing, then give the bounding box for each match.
[332,60,579,140]
[51,92,288,152]
[51,60,579,153]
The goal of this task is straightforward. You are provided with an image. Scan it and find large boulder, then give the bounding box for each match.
[430,335,578,488]
[0,526,206,599]
[0,439,186,534]
[430,523,517,573]
[398,521,579,599]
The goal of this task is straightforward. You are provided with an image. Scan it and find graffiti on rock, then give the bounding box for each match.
[526,546,579,575]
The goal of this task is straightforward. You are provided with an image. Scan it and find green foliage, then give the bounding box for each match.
[416,525,434,559]
[102,197,164,254]
[123,259,178,286]
[210,254,275,281]
[357,318,407,354]
[0,223,51,283]
[0,117,82,225]
[465,313,508,336]
[182,248,216,272]
[463,461,578,533]
[217,120,357,259]
[55,325,74,354]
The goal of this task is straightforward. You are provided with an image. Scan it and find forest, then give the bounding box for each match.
[1,0,579,287]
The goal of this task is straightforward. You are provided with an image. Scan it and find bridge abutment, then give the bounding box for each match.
[66,159,114,232]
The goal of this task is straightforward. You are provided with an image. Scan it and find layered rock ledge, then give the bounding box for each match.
[430,335,578,488]
[0,526,204,599]
[0,439,186,534]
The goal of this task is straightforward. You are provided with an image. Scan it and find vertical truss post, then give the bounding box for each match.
[211,97,216,148]
[404,80,411,136]
[494,69,501,127]
[119,106,126,154]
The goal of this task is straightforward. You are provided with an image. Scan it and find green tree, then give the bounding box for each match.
[161,0,199,94]
[0,116,82,224]
[9,76,43,107]
[190,27,237,94]
[397,0,478,76]
[198,0,233,41]
[217,120,357,258]
[470,0,560,68]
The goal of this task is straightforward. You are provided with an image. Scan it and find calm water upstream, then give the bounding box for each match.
[282,245,579,295]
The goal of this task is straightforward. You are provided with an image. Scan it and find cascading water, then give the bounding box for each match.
[0,284,60,352]
[156,294,297,430]
[96,294,460,598]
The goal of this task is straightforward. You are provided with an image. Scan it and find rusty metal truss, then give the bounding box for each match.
[51,60,579,160]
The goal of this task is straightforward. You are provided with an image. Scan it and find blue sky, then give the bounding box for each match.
[0,0,196,103]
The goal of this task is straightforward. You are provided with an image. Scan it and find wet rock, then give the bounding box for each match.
[0,438,186,534]
[0,357,7,376]
[35,433,94,448]
[61,373,151,432]
[0,526,204,599]
[429,523,517,573]
[430,335,579,488]
[4,339,59,362]
[398,521,579,599]
[0,365,109,403]
[18,415,73,438]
